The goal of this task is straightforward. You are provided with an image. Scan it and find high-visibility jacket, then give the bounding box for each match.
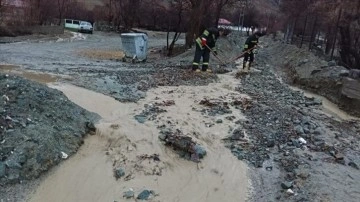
[195,27,220,50]
[244,34,259,50]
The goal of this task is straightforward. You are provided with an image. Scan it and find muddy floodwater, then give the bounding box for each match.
[29,74,249,202]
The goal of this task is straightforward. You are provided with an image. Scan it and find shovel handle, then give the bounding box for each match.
[231,46,257,62]
[204,44,226,65]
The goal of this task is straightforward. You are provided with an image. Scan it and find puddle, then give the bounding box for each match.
[29,76,249,202]
[289,86,359,121]
[0,64,58,84]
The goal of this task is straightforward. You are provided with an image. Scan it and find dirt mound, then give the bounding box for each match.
[0,73,99,186]
[264,37,360,116]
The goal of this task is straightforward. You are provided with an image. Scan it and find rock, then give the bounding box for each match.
[115,168,125,179]
[311,69,321,75]
[293,119,301,124]
[292,139,301,148]
[295,168,310,179]
[216,119,223,124]
[328,60,336,67]
[298,59,309,66]
[232,128,244,140]
[281,181,293,189]
[334,153,344,160]
[349,69,360,79]
[314,127,325,135]
[301,116,311,124]
[303,126,310,134]
[137,190,151,200]
[123,189,135,199]
[341,77,360,100]
[348,162,359,170]
[313,98,322,105]
[134,115,147,123]
[158,134,167,141]
[339,70,350,77]
[0,162,6,177]
[194,144,206,158]
[85,121,96,132]
[267,139,275,148]
[294,125,304,135]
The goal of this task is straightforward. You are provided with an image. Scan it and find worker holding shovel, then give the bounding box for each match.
[242,32,262,72]
[192,27,225,72]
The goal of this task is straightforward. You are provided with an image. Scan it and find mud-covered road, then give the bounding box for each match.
[1,31,359,202]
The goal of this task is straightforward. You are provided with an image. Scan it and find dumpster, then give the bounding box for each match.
[120,33,148,61]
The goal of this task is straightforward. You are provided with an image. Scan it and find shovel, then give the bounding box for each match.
[204,44,227,67]
[230,46,257,63]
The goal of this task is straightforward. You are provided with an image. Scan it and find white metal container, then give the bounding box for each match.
[120,33,148,61]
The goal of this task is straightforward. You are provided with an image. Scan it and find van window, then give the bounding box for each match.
[65,19,71,23]
[73,21,80,25]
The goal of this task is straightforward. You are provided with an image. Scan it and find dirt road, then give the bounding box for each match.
[1,31,359,202]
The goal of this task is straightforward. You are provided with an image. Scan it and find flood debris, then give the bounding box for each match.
[159,129,206,162]
[137,154,160,162]
[154,100,175,107]
[134,104,167,123]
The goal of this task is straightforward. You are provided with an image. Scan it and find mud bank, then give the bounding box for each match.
[0,73,99,200]
[264,38,360,117]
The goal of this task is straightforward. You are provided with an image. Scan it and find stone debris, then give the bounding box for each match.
[159,129,206,162]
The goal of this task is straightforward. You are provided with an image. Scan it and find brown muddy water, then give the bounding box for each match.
[28,74,250,202]
[0,64,58,83]
[288,86,360,121]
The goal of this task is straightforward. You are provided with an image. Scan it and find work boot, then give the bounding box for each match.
[248,62,252,70]
[192,65,199,71]
[242,61,247,69]
[201,66,208,72]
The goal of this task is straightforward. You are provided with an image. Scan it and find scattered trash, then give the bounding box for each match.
[286,189,294,195]
[298,137,307,144]
[61,152,68,159]
[2,95,9,101]
[266,166,273,171]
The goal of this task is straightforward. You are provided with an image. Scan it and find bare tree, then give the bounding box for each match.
[213,0,236,27]
[166,0,189,55]
[185,0,209,48]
